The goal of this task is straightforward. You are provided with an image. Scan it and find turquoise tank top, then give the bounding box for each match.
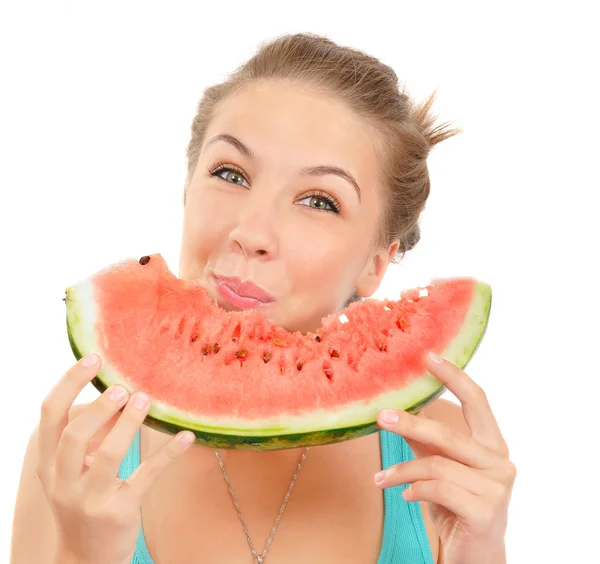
[118,429,434,563]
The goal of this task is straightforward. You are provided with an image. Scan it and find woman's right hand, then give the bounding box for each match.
[36,353,196,564]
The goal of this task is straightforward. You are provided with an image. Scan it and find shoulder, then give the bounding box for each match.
[420,397,469,434]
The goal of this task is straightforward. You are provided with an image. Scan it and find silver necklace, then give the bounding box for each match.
[215,446,310,563]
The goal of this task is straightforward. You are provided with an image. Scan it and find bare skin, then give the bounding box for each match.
[74,398,451,563]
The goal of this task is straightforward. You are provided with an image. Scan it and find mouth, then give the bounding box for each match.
[212,275,275,310]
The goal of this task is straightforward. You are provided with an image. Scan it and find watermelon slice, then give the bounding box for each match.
[65,254,491,451]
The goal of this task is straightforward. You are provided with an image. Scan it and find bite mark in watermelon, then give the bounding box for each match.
[65,254,492,450]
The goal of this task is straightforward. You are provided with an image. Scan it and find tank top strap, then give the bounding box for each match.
[117,429,156,564]
[377,430,435,564]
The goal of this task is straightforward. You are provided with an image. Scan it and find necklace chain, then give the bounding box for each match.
[215,446,310,563]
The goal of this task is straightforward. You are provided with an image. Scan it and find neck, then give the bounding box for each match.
[213,444,309,469]
[207,444,313,509]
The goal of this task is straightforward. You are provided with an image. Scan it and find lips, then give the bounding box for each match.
[213,275,274,304]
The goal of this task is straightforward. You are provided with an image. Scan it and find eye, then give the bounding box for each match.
[297,191,341,214]
[208,164,250,188]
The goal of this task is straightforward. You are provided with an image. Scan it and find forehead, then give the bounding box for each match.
[203,81,382,188]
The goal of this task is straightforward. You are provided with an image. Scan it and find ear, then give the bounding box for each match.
[355,240,400,298]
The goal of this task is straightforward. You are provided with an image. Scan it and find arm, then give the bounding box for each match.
[10,404,92,564]
[10,423,59,563]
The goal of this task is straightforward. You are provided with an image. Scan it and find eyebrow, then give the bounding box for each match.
[204,133,361,201]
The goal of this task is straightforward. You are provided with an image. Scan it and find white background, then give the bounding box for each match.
[2,1,598,562]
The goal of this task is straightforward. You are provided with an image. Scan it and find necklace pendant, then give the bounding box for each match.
[257,556,264,564]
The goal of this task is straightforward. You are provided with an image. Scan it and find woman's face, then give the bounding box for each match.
[179,81,396,333]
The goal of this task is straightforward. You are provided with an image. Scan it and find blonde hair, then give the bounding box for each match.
[184,32,461,269]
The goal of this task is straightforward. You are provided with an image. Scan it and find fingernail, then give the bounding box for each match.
[108,385,127,402]
[380,409,400,424]
[81,353,99,367]
[178,431,195,447]
[374,471,386,484]
[427,352,443,364]
[133,392,150,409]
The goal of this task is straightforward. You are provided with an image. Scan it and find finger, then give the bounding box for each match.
[394,410,440,461]
[38,354,103,466]
[423,353,507,454]
[84,391,153,493]
[374,455,494,496]
[402,479,486,524]
[119,431,196,503]
[86,410,123,454]
[378,409,498,469]
[54,384,130,486]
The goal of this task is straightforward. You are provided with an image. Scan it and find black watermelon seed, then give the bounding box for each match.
[139,255,151,265]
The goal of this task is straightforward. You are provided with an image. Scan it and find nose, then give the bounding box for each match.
[229,199,279,259]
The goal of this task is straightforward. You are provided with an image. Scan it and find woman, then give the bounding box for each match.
[11,33,516,564]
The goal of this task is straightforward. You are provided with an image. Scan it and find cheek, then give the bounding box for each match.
[180,189,229,265]
[283,226,360,301]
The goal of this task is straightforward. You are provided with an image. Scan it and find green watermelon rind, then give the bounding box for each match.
[66,278,491,450]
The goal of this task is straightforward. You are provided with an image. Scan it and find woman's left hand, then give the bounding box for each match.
[374,352,516,564]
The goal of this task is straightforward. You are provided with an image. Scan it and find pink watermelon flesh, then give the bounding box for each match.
[65,254,492,450]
